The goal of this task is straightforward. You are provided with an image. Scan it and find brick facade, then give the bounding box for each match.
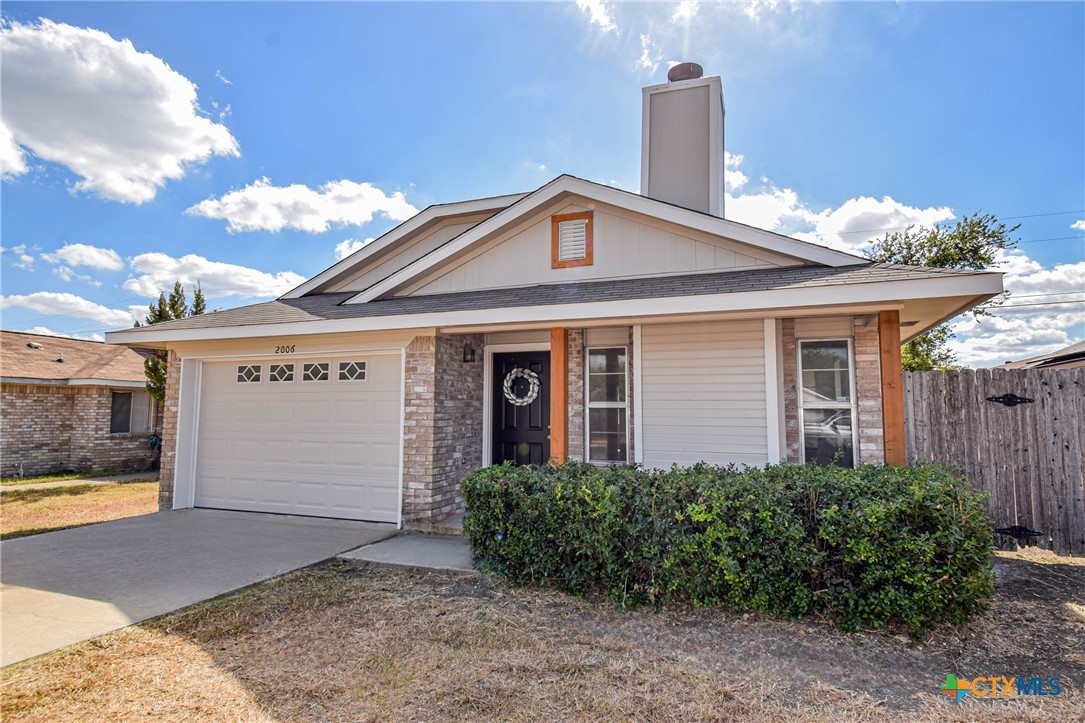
[853,317,885,464]
[781,316,885,465]
[1,383,158,477]
[566,328,585,462]
[157,350,182,510]
[402,334,484,525]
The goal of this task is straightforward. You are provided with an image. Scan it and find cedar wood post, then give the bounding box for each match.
[879,310,907,465]
[550,327,569,463]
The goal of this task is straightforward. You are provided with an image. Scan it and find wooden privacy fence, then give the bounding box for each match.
[903,368,1085,556]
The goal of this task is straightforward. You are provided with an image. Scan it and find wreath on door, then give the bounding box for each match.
[502,367,541,406]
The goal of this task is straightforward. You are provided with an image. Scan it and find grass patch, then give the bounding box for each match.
[0,481,158,540]
[1,468,154,486]
[1,553,1081,722]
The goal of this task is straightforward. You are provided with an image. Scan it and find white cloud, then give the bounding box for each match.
[724,152,748,192]
[795,196,956,252]
[41,243,124,271]
[1,122,28,179]
[0,19,239,204]
[576,0,618,34]
[334,238,375,261]
[52,266,102,286]
[720,155,954,253]
[637,34,663,74]
[215,69,233,85]
[671,1,699,24]
[944,250,1084,366]
[0,291,135,327]
[123,252,306,299]
[21,326,104,342]
[186,177,417,233]
[1071,220,1085,231]
[1,243,36,270]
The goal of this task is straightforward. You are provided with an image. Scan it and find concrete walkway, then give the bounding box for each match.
[340,533,474,573]
[3,471,159,491]
[0,509,395,666]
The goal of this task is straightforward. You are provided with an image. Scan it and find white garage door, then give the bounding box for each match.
[194,353,401,522]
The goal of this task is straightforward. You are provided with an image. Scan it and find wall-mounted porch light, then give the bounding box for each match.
[463,344,477,363]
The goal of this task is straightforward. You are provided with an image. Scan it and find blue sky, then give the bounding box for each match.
[2,1,1082,366]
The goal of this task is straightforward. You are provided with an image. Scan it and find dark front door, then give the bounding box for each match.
[492,351,550,465]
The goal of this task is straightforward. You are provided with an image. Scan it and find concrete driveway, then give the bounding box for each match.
[1,509,395,666]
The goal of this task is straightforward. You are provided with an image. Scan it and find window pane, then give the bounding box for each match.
[800,341,850,403]
[588,348,626,403]
[802,408,854,468]
[588,349,626,374]
[110,392,132,434]
[588,408,627,463]
[801,369,851,403]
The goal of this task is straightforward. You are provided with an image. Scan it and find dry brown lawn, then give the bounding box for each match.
[1,549,1082,722]
[0,481,158,540]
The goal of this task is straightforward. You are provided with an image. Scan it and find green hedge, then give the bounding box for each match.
[462,462,994,634]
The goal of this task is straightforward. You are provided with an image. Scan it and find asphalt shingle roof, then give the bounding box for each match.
[1,331,150,382]
[123,262,994,335]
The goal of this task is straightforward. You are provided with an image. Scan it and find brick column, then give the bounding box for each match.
[780,319,801,463]
[402,336,437,521]
[566,329,585,462]
[157,350,181,510]
[854,317,886,464]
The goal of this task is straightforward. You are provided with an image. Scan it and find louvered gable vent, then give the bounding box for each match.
[551,211,593,268]
[557,219,588,260]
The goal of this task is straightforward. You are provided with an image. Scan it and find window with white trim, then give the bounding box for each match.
[237,365,261,383]
[338,360,366,381]
[586,347,628,463]
[798,339,857,468]
[303,362,329,382]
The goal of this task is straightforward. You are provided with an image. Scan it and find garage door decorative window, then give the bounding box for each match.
[303,362,329,382]
[339,361,367,381]
[237,365,261,383]
[270,363,294,382]
[502,367,540,406]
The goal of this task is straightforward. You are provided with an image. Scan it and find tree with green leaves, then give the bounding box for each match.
[866,212,1019,371]
[138,281,206,401]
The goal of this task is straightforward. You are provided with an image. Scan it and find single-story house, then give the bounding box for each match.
[997,340,1085,370]
[1,330,159,476]
[107,67,1004,528]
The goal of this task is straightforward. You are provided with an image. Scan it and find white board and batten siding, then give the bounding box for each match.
[194,353,402,522]
[640,320,769,468]
[402,203,799,297]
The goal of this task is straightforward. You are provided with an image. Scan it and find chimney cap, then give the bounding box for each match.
[667,62,704,83]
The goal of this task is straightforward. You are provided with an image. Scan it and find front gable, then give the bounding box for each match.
[399,199,802,297]
[343,176,864,304]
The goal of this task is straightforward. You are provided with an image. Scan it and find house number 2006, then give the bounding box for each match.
[275,344,296,354]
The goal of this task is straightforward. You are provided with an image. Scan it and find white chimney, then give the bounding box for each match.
[640,62,725,217]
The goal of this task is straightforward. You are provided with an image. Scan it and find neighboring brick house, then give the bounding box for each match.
[1,331,160,477]
[108,67,1004,528]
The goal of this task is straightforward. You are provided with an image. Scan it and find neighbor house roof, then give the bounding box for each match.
[107,262,1002,346]
[1,331,150,387]
[998,340,1085,370]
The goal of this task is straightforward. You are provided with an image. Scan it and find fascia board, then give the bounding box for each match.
[0,377,145,387]
[346,176,863,304]
[105,273,1003,346]
[280,192,528,299]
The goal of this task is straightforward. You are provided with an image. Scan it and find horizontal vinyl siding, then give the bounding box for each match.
[794,316,854,338]
[641,320,767,468]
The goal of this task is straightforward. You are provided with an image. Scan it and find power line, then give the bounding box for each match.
[993,300,1085,310]
[815,210,1085,238]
